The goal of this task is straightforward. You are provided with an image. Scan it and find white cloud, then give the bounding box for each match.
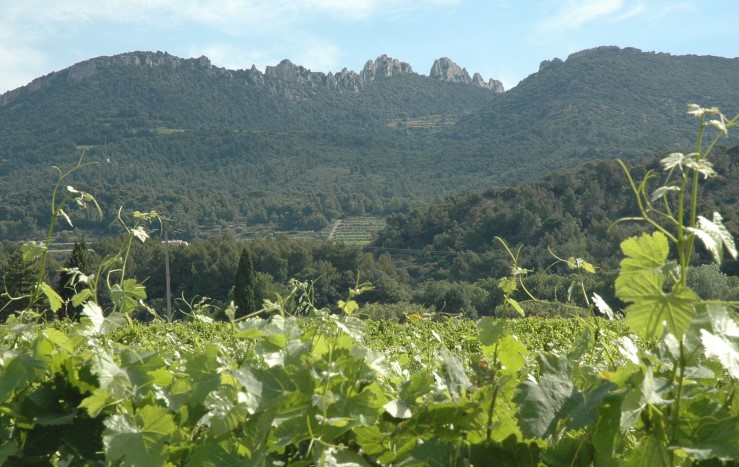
[291,37,343,72]
[304,0,459,21]
[187,43,285,72]
[0,46,46,93]
[537,0,625,32]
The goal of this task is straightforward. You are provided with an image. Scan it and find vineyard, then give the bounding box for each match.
[0,105,738,465]
[326,217,387,244]
[0,290,735,465]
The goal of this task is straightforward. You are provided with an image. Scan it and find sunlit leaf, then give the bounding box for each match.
[688,212,737,264]
[620,367,666,433]
[660,152,685,171]
[40,282,63,312]
[110,279,147,314]
[58,208,73,227]
[592,293,614,320]
[497,335,528,374]
[131,226,149,242]
[622,279,698,341]
[507,298,525,318]
[104,405,176,466]
[682,156,717,178]
[650,185,680,202]
[698,304,739,379]
[478,317,505,346]
[21,240,46,262]
[616,232,697,339]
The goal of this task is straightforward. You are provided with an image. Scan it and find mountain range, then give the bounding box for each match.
[0,46,738,240]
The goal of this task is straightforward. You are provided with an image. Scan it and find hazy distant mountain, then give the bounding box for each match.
[0,47,737,239]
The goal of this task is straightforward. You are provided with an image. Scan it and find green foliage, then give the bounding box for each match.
[1,97,738,464]
[0,249,40,319]
[56,236,95,320]
[3,47,739,242]
[232,248,257,318]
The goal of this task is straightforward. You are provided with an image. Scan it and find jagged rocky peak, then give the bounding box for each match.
[538,57,563,72]
[430,57,470,83]
[429,57,504,92]
[264,59,312,82]
[361,55,414,81]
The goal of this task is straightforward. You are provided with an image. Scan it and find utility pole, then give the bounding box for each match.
[163,218,173,321]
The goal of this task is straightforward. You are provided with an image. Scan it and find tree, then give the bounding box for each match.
[56,237,95,320]
[0,249,40,321]
[233,248,257,318]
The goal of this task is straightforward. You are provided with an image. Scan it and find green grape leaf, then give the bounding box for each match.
[515,372,576,439]
[497,335,528,374]
[71,288,93,307]
[616,232,697,339]
[201,388,249,436]
[566,257,596,273]
[478,317,505,346]
[697,304,739,379]
[131,226,149,243]
[620,367,666,433]
[319,445,374,467]
[103,405,177,466]
[409,439,458,467]
[0,352,51,402]
[618,232,669,276]
[507,298,525,318]
[622,280,699,340]
[91,348,131,399]
[687,212,737,264]
[651,185,680,202]
[80,388,115,418]
[678,415,739,461]
[186,438,254,466]
[21,240,46,262]
[0,444,19,466]
[440,349,471,402]
[626,435,670,467]
[498,277,517,294]
[110,279,147,314]
[338,299,358,315]
[81,302,127,336]
[183,344,223,405]
[40,282,63,312]
[592,293,614,320]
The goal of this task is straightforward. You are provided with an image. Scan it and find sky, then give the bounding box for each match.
[1,0,737,95]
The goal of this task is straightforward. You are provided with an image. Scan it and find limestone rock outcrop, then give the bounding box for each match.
[429,57,504,92]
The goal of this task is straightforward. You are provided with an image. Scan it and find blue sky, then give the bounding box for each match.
[1,0,737,94]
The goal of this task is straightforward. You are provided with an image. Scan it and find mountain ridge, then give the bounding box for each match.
[0,51,503,108]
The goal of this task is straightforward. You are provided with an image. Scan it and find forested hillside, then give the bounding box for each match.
[1,47,739,240]
[456,46,739,176]
[4,147,736,320]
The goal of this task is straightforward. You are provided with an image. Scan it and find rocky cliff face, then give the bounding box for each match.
[429,57,504,92]
[1,52,502,106]
[0,51,214,106]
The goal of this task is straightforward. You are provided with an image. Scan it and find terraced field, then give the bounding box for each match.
[326,216,387,244]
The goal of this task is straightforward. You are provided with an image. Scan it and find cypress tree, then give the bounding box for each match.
[56,237,94,320]
[1,249,39,321]
[233,248,257,318]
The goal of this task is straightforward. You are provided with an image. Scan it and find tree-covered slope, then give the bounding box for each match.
[372,145,739,283]
[455,46,739,178]
[1,47,739,240]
